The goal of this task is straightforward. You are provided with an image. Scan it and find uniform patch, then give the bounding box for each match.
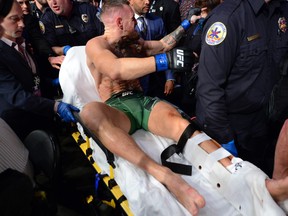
[81,14,89,23]
[39,21,45,34]
[278,17,287,33]
[205,22,227,46]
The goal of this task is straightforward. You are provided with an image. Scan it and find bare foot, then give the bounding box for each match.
[163,168,205,215]
[266,176,288,202]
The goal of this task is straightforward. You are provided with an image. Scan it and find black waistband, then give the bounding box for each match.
[110,90,142,99]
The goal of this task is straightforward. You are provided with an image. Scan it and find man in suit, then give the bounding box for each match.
[17,0,64,99]
[129,0,176,102]
[0,0,78,140]
[149,0,181,33]
[0,1,35,215]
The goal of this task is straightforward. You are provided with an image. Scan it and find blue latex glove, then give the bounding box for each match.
[221,140,238,156]
[57,102,79,122]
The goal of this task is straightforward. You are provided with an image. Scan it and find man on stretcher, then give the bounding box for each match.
[80,0,288,215]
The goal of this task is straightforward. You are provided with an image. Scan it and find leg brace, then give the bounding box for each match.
[182,133,286,216]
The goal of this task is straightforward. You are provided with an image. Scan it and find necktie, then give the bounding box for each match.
[137,16,147,39]
[12,42,40,95]
[12,42,36,74]
[12,42,29,63]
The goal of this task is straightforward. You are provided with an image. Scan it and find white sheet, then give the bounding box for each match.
[59,46,285,216]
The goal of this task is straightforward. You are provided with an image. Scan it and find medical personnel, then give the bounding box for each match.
[195,0,288,175]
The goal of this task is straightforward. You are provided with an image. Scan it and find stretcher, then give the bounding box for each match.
[59,46,287,216]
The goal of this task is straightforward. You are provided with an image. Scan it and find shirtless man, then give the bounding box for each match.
[81,0,288,215]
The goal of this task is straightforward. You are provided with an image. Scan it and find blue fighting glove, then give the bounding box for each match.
[57,102,79,122]
[63,45,72,56]
[221,140,238,157]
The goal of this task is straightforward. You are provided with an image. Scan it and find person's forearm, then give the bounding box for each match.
[160,25,186,52]
[145,26,185,56]
[102,57,156,80]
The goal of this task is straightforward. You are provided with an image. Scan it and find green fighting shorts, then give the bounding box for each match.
[105,91,160,134]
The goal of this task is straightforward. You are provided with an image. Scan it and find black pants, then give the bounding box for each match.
[0,169,34,216]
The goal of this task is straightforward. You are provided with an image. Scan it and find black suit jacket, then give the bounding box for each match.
[0,40,55,117]
[149,0,181,33]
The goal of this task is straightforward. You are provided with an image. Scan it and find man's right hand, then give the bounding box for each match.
[154,47,194,72]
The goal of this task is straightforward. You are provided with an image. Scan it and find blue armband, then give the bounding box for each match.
[154,53,169,72]
[63,45,72,56]
[181,19,191,31]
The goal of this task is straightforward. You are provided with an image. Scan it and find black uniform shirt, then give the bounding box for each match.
[39,2,104,47]
[196,0,287,143]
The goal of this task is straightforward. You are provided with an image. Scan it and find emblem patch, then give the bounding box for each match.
[278,17,287,33]
[81,14,89,23]
[39,21,45,34]
[205,22,227,46]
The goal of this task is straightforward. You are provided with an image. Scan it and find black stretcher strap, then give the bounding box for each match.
[117,195,127,204]
[161,144,192,175]
[73,111,116,168]
[161,122,200,175]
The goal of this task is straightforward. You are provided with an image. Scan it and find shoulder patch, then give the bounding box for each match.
[278,17,287,33]
[205,22,227,46]
[39,21,45,34]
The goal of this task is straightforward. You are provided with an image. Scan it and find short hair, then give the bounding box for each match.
[101,0,129,16]
[0,0,13,18]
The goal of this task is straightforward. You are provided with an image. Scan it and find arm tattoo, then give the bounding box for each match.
[162,26,185,46]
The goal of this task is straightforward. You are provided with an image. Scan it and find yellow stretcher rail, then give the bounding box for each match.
[72,131,134,216]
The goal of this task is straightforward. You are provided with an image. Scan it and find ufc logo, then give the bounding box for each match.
[122,91,133,97]
[176,49,184,67]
